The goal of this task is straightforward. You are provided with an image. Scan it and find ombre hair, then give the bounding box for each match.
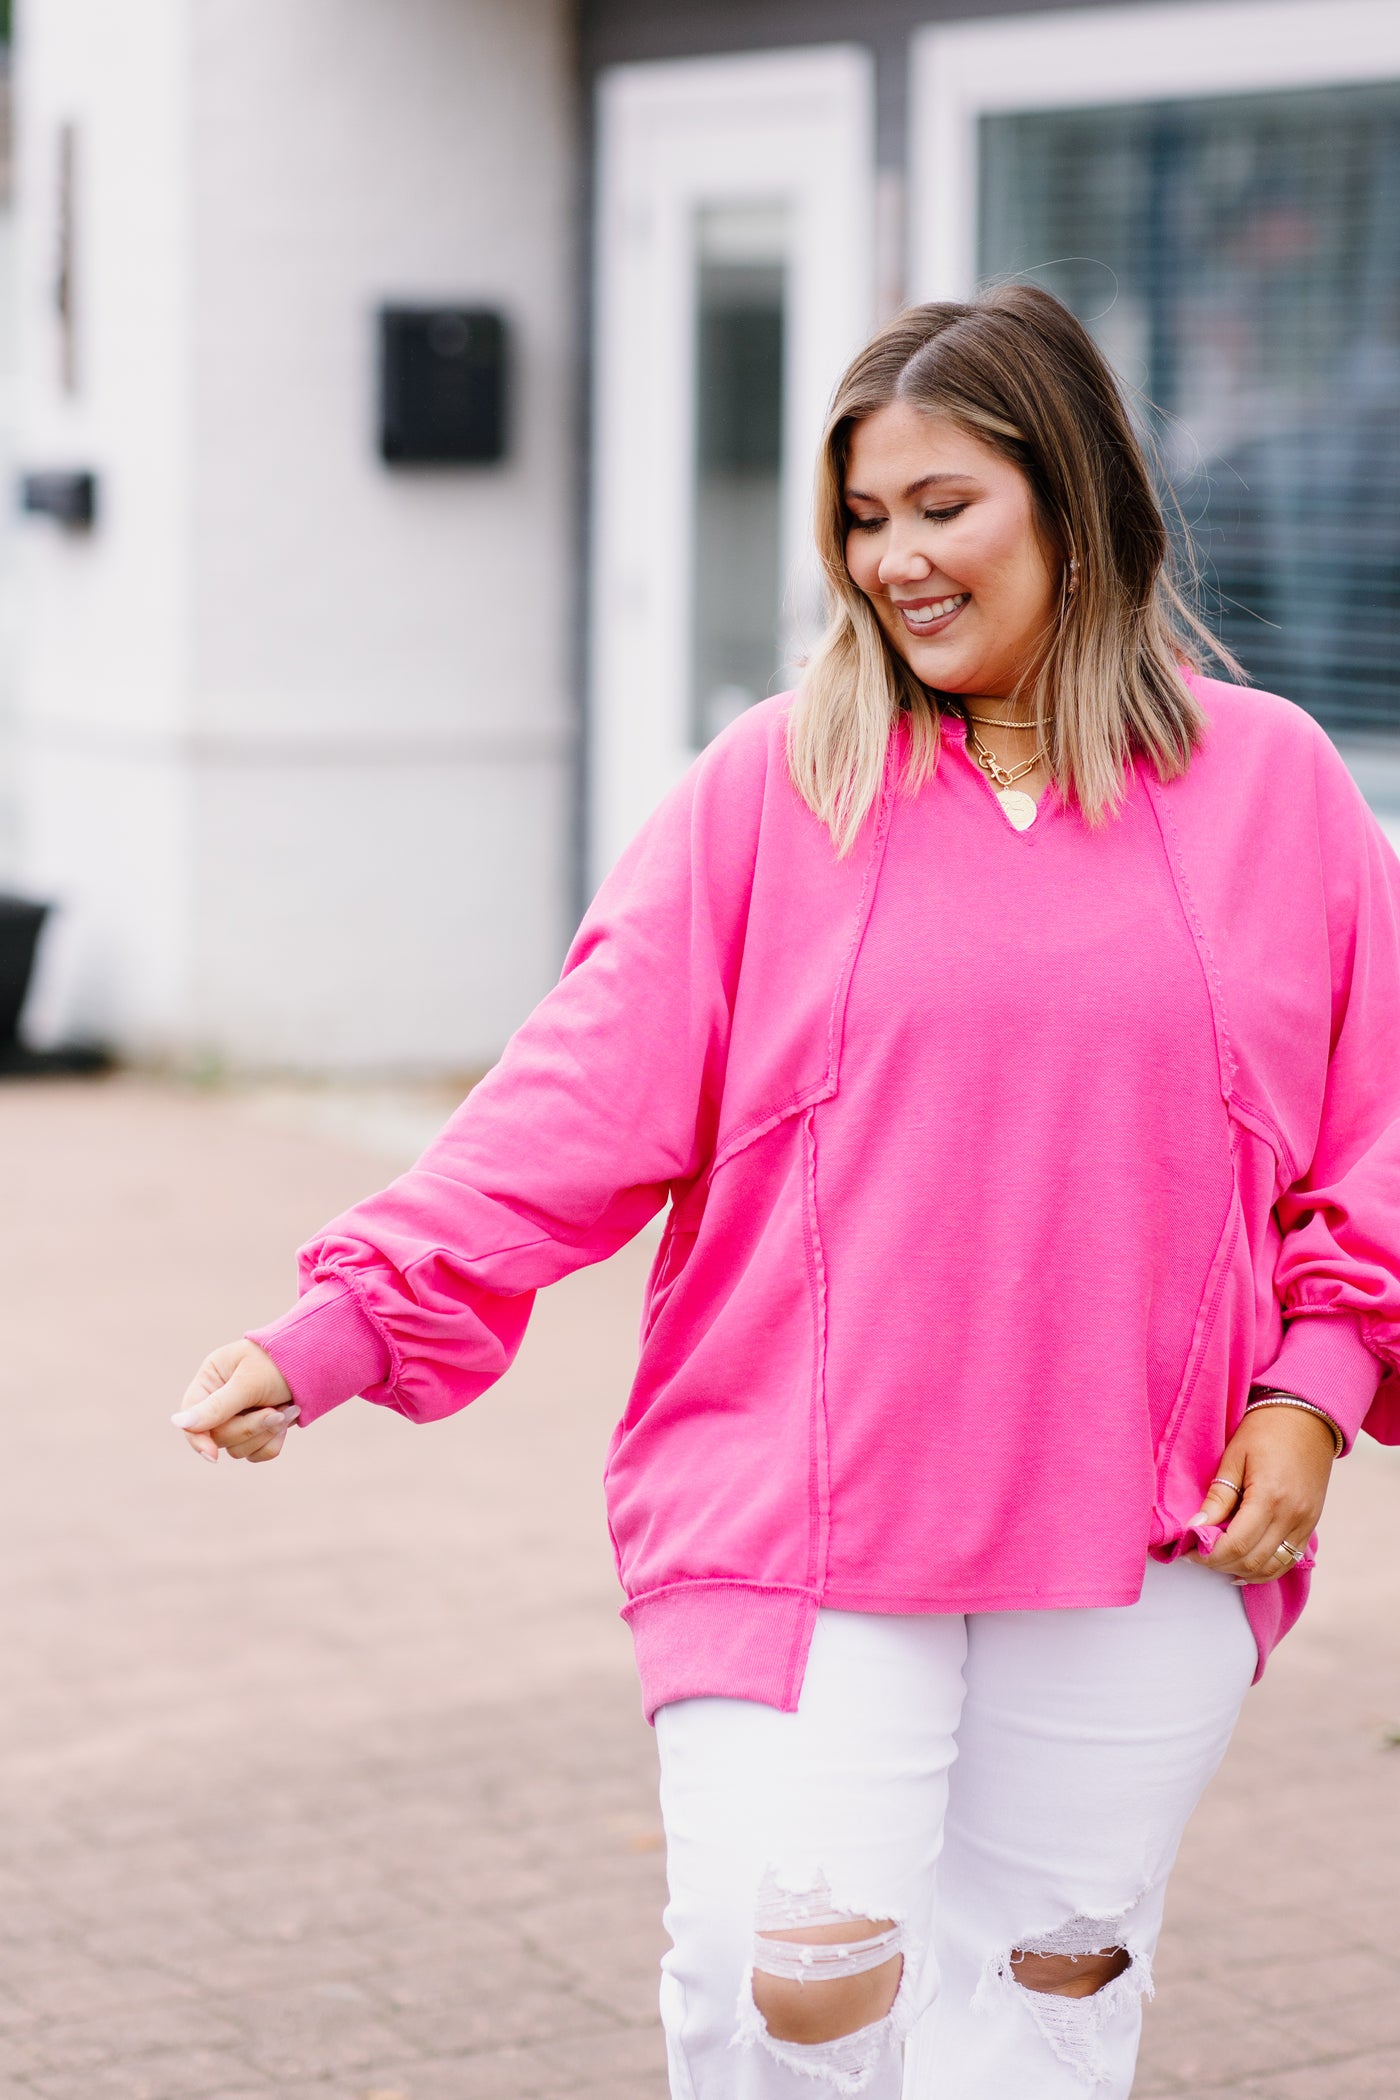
[787,283,1238,853]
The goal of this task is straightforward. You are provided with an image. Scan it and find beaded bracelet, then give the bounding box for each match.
[1244,1388,1345,1458]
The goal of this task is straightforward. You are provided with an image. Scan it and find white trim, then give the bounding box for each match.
[911,0,1400,300]
[589,46,874,887]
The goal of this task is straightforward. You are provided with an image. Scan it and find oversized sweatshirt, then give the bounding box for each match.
[251,678,1400,1719]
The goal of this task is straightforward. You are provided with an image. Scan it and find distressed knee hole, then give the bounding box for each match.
[1010,1944,1132,1999]
[735,1871,909,2090]
[975,1913,1153,2087]
[752,1918,903,2043]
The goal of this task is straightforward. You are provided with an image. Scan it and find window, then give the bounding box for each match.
[690,203,789,748]
[979,82,1400,734]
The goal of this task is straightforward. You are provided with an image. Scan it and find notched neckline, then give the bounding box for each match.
[939,715,1058,840]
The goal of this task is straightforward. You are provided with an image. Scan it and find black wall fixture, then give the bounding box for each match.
[0,895,108,1077]
[21,470,97,528]
[378,306,508,465]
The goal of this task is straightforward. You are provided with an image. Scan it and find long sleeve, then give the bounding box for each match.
[250,710,771,1425]
[1257,734,1400,1447]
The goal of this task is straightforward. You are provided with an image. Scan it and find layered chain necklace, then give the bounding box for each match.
[964,713,1047,833]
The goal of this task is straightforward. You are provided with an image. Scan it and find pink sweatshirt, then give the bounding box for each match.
[251,678,1400,1719]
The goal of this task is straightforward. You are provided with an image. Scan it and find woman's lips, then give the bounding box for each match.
[894,591,969,638]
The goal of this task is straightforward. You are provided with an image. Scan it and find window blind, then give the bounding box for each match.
[980,83,1400,735]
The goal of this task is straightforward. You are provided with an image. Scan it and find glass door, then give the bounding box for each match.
[691,202,789,750]
[589,48,874,885]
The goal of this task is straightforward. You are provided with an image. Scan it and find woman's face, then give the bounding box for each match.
[842,401,1061,700]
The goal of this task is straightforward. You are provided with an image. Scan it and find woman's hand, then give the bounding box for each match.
[172,1340,298,1464]
[1186,1404,1337,1582]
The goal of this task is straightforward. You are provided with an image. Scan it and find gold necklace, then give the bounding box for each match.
[965,712,1040,732]
[967,726,1047,832]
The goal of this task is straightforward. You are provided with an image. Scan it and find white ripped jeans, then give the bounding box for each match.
[655,1557,1255,2098]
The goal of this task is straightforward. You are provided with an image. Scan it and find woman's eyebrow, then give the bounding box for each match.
[844,472,971,505]
[903,471,971,499]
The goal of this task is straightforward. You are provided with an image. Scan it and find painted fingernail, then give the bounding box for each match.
[201,1448,218,1464]
[171,1408,199,1427]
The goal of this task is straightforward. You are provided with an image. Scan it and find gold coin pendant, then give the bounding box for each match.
[996,788,1038,831]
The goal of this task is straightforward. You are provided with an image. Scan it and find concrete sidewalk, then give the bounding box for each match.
[2,1077,1397,2099]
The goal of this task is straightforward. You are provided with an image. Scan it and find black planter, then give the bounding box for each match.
[0,893,110,1077]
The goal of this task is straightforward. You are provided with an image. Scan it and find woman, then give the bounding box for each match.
[173,286,1400,2098]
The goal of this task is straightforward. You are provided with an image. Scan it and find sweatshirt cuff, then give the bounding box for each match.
[1256,1311,1381,1453]
[247,1279,391,1427]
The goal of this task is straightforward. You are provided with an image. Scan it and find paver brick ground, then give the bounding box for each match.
[2,1075,1397,2098]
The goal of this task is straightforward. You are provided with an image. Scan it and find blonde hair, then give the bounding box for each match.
[788,283,1238,853]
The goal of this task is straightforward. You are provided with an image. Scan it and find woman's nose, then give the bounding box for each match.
[878,530,932,588]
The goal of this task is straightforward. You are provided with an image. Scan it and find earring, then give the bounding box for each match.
[1065,556,1079,598]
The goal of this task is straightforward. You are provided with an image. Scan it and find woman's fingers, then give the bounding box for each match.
[1186,1473,1244,1529]
[1188,1406,1332,1582]
[172,1338,297,1467]
[1225,1486,1318,1579]
[1231,1545,1309,1584]
[246,1426,290,1463]
[1204,1479,1318,1582]
[172,1340,293,1452]
[1206,1480,1295,1578]
[212,1405,299,1460]
[221,1422,289,1464]
[1205,1540,1301,1584]
[1227,1512,1312,1584]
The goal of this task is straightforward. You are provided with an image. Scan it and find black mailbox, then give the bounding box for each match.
[378,306,507,465]
[21,471,97,527]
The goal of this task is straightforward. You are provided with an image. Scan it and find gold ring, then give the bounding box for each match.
[1210,1477,1241,1495]
[1274,1541,1305,1563]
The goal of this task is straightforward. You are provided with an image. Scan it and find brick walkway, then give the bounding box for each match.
[2,1077,1397,2099]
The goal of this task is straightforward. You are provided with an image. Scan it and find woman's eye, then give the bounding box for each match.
[847,515,885,534]
[924,505,967,523]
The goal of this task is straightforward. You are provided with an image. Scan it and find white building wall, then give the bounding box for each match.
[15,0,575,1070]
[14,0,193,1044]
[0,56,24,882]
